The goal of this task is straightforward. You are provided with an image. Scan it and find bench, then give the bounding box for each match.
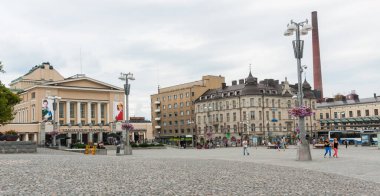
[267,145,277,149]
[314,144,325,149]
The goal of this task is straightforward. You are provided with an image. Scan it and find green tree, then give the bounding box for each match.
[0,71,21,125]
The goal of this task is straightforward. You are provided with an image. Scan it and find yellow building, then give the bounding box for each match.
[316,92,380,136]
[0,62,153,146]
[150,75,225,145]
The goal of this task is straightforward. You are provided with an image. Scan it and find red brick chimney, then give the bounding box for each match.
[312,11,323,99]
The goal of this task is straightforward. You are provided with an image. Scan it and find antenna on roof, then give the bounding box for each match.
[249,64,252,72]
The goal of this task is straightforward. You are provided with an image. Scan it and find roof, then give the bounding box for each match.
[316,97,380,108]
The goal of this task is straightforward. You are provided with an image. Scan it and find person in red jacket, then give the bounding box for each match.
[115,102,124,121]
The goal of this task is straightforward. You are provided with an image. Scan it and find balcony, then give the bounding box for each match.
[155,117,161,121]
[154,101,161,105]
[155,125,161,129]
[154,109,161,113]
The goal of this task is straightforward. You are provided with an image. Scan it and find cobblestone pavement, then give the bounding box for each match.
[0,147,379,195]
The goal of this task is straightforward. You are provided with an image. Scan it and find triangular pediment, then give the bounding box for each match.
[44,77,122,90]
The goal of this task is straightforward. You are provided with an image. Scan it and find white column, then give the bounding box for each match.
[66,101,71,124]
[106,103,110,123]
[25,133,29,141]
[99,132,103,143]
[88,132,93,143]
[67,133,72,147]
[77,102,81,124]
[34,133,37,142]
[87,102,92,124]
[97,102,101,124]
[79,132,83,143]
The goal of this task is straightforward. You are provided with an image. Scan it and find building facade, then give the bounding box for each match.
[316,92,380,136]
[0,62,153,145]
[194,71,319,145]
[150,75,225,144]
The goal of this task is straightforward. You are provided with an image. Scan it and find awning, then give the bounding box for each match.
[327,120,335,123]
[362,117,371,122]
[340,118,348,123]
[333,119,341,123]
[354,118,363,122]
[370,116,380,121]
[319,120,328,124]
[347,118,356,123]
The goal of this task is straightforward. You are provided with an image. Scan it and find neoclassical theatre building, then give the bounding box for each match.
[194,71,320,145]
[0,62,152,146]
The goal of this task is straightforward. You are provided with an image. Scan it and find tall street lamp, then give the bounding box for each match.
[284,19,312,161]
[47,96,61,146]
[119,72,135,155]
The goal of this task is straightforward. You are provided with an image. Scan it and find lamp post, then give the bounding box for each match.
[47,96,61,147]
[284,19,312,161]
[119,72,135,155]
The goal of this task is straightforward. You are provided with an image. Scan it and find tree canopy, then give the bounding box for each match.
[0,83,21,125]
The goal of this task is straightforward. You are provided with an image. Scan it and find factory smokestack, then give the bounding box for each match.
[312,11,323,100]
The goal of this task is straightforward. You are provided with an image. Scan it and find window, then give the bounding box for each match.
[226,101,229,109]
[334,112,337,119]
[326,113,329,119]
[232,100,236,108]
[278,111,281,120]
[272,111,276,119]
[357,110,361,117]
[186,92,189,97]
[227,113,230,122]
[180,102,184,108]
[59,103,65,118]
[241,99,245,107]
[180,94,183,99]
[192,92,194,96]
[220,114,223,122]
[174,95,177,99]
[320,113,323,119]
[375,109,379,116]
[180,111,184,116]
[186,102,190,106]
[365,110,370,116]
[91,104,96,118]
[31,92,35,99]
[70,103,76,118]
[243,111,246,121]
[272,99,275,107]
[259,111,262,120]
[250,98,254,107]
[162,96,165,101]
[168,95,171,100]
[168,104,172,109]
[287,100,291,108]
[266,99,269,107]
[163,105,166,110]
[258,98,262,107]
[277,99,281,107]
[266,111,269,120]
[233,112,237,121]
[186,110,190,115]
[349,111,353,117]
[250,111,255,120]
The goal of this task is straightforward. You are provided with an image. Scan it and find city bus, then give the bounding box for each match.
[328,130,378,145]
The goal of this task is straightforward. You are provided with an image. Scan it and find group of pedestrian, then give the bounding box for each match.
[323,138,339,158]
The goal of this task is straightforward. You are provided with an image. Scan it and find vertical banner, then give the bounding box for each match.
[42,99,54,122]
[114,102,124,122]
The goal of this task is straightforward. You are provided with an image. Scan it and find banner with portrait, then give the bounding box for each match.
[113,101,124,122]
[41,99,54,122]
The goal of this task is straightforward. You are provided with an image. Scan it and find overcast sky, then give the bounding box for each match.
[1,0,379,120]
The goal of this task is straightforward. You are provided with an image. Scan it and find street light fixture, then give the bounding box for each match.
[119,72,135,155]
[284,19,312,161]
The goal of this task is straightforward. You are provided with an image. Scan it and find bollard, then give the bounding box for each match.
[85,145,90,154]
[91,146,96,155]
[116,145,121,155]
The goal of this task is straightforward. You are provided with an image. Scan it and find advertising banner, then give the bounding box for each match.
[113,102,124,122]
[42,99,54,122]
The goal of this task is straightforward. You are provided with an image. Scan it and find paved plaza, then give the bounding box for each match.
[0,146,379,195]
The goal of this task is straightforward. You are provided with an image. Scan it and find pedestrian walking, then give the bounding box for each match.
[281,137,286,151]
[323,138,332,158]
[345,139,348,148]
[333,138,339,158]
[242,139,249,155]
[277,140,281,151]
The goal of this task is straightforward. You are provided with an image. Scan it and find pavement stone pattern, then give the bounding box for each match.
[0,147,379,195]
